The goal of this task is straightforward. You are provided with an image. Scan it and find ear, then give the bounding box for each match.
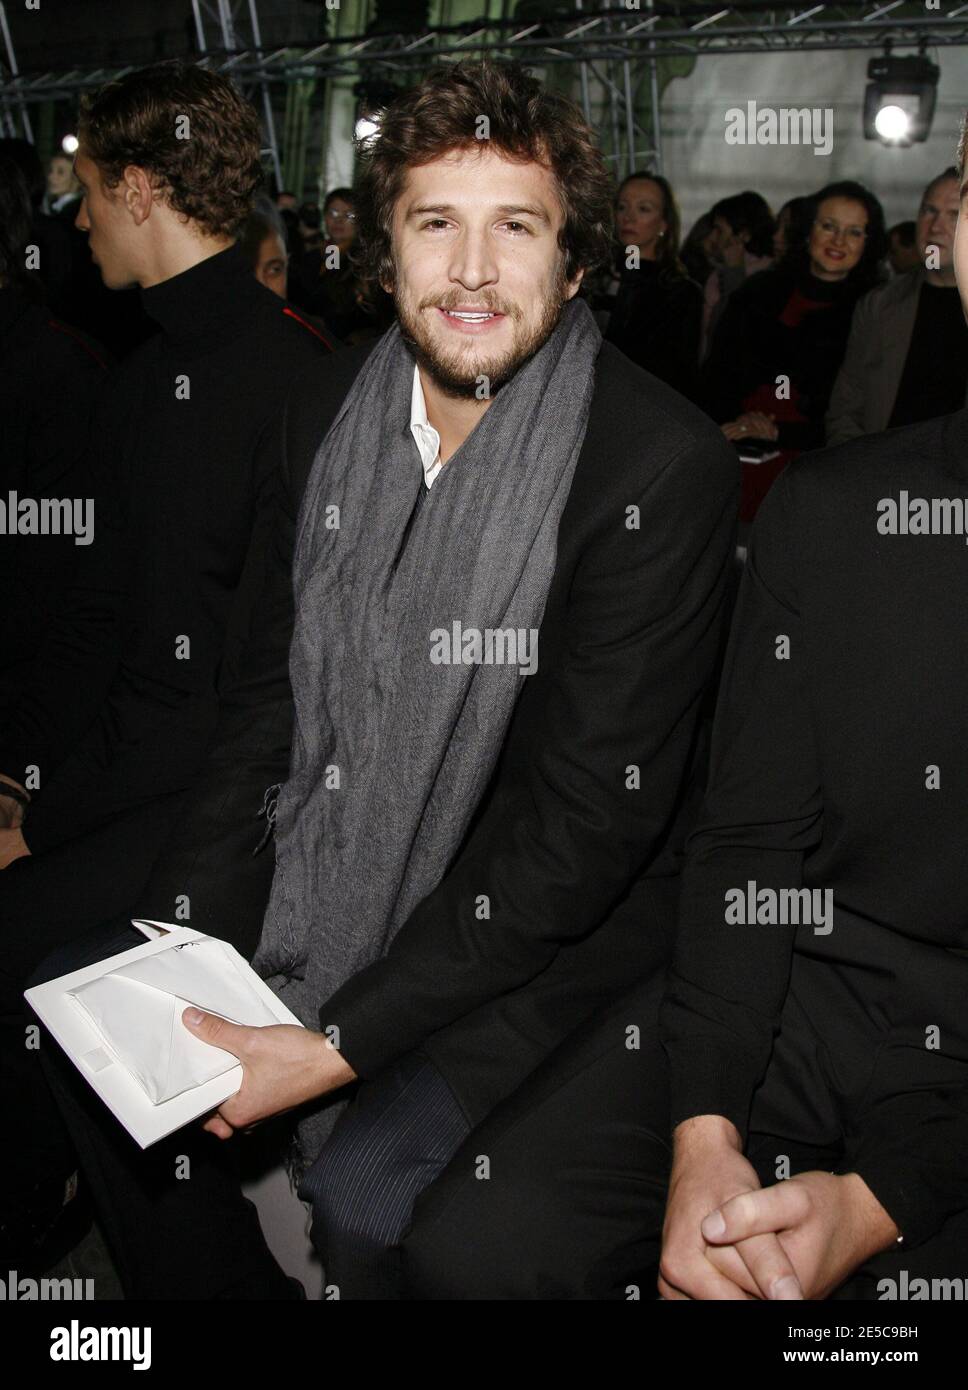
[122,164,156,227]
[564,265,586,300]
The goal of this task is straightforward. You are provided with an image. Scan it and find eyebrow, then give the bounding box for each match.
[407,202,551,225]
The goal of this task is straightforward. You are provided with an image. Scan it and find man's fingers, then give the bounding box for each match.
[659,1259,756,1301]
[201,1112,234,1140]
[182,1008,247,1057]
[734,1231,803,1300]
[702,1181,811,1244]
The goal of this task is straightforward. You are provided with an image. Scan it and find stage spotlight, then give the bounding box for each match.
[864,52,939,147]
[61,133,79,154]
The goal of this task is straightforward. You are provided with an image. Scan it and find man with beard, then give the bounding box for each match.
[35,60,737,1299]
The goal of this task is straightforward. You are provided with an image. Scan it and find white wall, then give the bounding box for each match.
[659,46,968,234]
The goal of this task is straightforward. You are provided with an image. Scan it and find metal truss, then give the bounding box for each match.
[191,0,282,187]
[4,1,968,177]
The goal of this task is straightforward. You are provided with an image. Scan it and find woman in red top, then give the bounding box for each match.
[701,180,887,524]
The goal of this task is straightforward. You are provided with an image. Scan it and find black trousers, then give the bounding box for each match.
[31,919,471,1299]
[1,790,186,1200]
[403,965,968,1299]
[32,924,968,1299]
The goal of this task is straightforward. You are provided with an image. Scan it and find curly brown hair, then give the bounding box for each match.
[78,60,264,238]
[351,60,614,305]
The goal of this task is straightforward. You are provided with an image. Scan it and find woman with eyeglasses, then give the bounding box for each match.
[295,187,394,344]
[700,180,887,524]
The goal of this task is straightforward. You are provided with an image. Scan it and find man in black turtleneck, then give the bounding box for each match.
[0,62,334,1270]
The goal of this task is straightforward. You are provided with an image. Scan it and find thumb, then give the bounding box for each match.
[182,1007,246,1057]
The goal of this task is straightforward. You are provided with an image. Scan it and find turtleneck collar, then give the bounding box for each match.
[140,240,264,342]
[792,262,855,301]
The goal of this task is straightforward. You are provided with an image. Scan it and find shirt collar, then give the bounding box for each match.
[409,362,442,488]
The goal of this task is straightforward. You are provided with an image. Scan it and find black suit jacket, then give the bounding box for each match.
[140,337,739,1124]
[661,410,968,1247]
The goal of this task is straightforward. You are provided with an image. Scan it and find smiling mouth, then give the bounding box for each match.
[436,307,505,332]
[439,308,501,319]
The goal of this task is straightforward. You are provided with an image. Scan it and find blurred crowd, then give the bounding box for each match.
[6,135,963,539]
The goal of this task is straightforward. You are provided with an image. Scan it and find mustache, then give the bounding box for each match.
[425,297,515,317]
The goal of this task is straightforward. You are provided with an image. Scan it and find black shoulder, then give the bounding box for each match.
[279,339,376,497]
[776,411,966,532]
[595,341,731,457]
[589,342,738,504]
[286,339,375,426]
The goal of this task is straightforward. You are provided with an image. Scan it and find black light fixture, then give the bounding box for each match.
[863,48,940,148]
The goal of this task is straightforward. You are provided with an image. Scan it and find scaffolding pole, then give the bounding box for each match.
[4,2,968,187]
[191,0,282,189]
[0,0,33,140]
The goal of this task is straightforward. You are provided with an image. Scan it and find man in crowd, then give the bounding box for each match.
[1,60,334,1270]
[826,166,968,443]
[35,59,738,1299]
[391,126,968,1300]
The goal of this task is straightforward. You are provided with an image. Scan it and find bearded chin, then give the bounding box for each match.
[395,281,569,400]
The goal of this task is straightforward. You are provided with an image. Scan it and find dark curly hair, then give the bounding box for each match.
[78,60,264,238]
[710,190,776,260]
[351,60,614,306]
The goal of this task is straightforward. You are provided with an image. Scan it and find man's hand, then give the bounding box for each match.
[0,774,27,830]
[182,1009,357,1139]
[659,1114,804,1301]
[700,1169,901,1300]
[0,827,31,870]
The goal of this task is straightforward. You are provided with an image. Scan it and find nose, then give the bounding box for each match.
[448,224,499,294]
[74,200,89,232]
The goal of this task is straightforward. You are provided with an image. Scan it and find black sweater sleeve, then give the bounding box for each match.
[659,463,823,1139]
[132,397,299,951]
[659,461,968,1248]
[0,373,134,810]
[319,429,738,1078]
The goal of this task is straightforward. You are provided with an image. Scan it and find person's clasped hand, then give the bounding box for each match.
[721,411,779,442]
[659,1114,804,1301]
[699,1168,901,1300]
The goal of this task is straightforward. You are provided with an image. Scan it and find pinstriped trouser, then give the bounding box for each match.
[298,1051,471,1300]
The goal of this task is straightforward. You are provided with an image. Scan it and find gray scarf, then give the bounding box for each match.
[253,294,602,1173]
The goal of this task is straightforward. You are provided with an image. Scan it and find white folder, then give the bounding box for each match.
[25,923,303,1148]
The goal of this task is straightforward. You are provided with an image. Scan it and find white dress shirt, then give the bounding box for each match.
[409,363,443,488]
